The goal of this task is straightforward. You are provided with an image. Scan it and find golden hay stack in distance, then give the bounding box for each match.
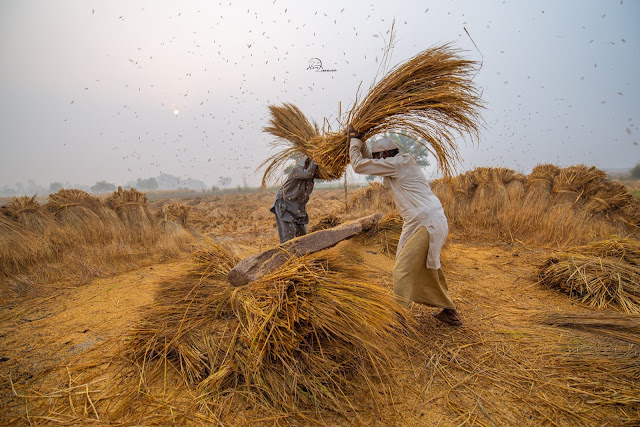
[552,165,607,204]
[126,249,413,418]
[347,181,395,212]
[47,188,124,244]
[1,196,67,245]
[505,173,526,203]
[0,215,50,296]
[106,187,157,244]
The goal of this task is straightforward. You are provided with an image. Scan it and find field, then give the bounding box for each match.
[1,172,639,426]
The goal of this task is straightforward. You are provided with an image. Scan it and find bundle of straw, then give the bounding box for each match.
[127,249,412,417]
[357,209,404,255]
[260,103,320,185]
[314,45,482,179]
[539,254,640,314]
[309,212,343,232]
[191,239,240,280]
[569,238,640,266]
[158,203,191,226]
[347,181,394,212]
[46,189,124,244]
[261,44,483,182]
[106,187,156,243]
[552,165,607,203]
[47,189,101,213]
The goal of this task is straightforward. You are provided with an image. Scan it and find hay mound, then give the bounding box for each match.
[2,196,65,241]
[347,182,395,212]
[106,187,156,243]
[539,238,640,314]
[47,189,124,243]
[158,203,191,226]
[127,248,412,416]
[309,212,343,232]
[357,210,404,255]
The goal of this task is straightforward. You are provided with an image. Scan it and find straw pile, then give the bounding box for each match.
[106,187,157,243]
[260,103,320,185]
[468,167,511,217]
[309,211,344,232]
[261,44,483,182]
[47,189,124,243]
[158,203,191,227]
[347,182,394,212]
[431,164,637,246]
[539,238,640,313]
[126,247,413,418]
[357,210,404,255]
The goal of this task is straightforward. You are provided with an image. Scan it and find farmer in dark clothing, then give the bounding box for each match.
[270,157,319,243]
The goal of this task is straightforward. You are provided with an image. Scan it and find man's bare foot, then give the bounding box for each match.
[433,308,462,326]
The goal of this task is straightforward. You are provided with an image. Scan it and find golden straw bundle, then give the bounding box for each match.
[191,239,240,280]
[126,250,413,418]
[261,44,483,182]
[158,203,191,226]
[106,187,156,243]
[260,103,320,185]
[309,212,343,232]
[312,44,483,179]
[539,253,640,314]
[357,209,404,255]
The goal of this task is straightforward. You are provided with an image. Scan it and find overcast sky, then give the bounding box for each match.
[1,0,638,190]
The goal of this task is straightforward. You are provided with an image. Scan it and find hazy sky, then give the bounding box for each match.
[1,0,639,189]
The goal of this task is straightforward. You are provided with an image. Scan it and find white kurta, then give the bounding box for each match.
[349,138,448,269]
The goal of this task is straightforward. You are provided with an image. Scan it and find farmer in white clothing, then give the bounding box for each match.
[347,125,462,326]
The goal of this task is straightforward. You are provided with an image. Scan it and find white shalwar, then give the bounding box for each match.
[349,138,448,269]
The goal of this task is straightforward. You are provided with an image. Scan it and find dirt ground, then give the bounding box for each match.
[1,188,638,425]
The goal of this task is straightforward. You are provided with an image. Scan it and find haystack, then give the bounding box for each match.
[468,167,511,219]
[0,215,48,296]
[505,173,526,203]
[539,238,640,314]
[347,181,394,212]
[47,189,124,244]
[126,247,413,418]
[106,187,157,244]
[552,165,607,205]
[2,196,67,246]
[309,211,344,232]
[357,210,404,255]
[261,44,483,182]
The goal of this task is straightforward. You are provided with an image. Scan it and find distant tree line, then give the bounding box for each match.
[0,173,222,197]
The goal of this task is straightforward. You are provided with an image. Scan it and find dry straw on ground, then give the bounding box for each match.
[539,238,640,314]
[124,247,414,421]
